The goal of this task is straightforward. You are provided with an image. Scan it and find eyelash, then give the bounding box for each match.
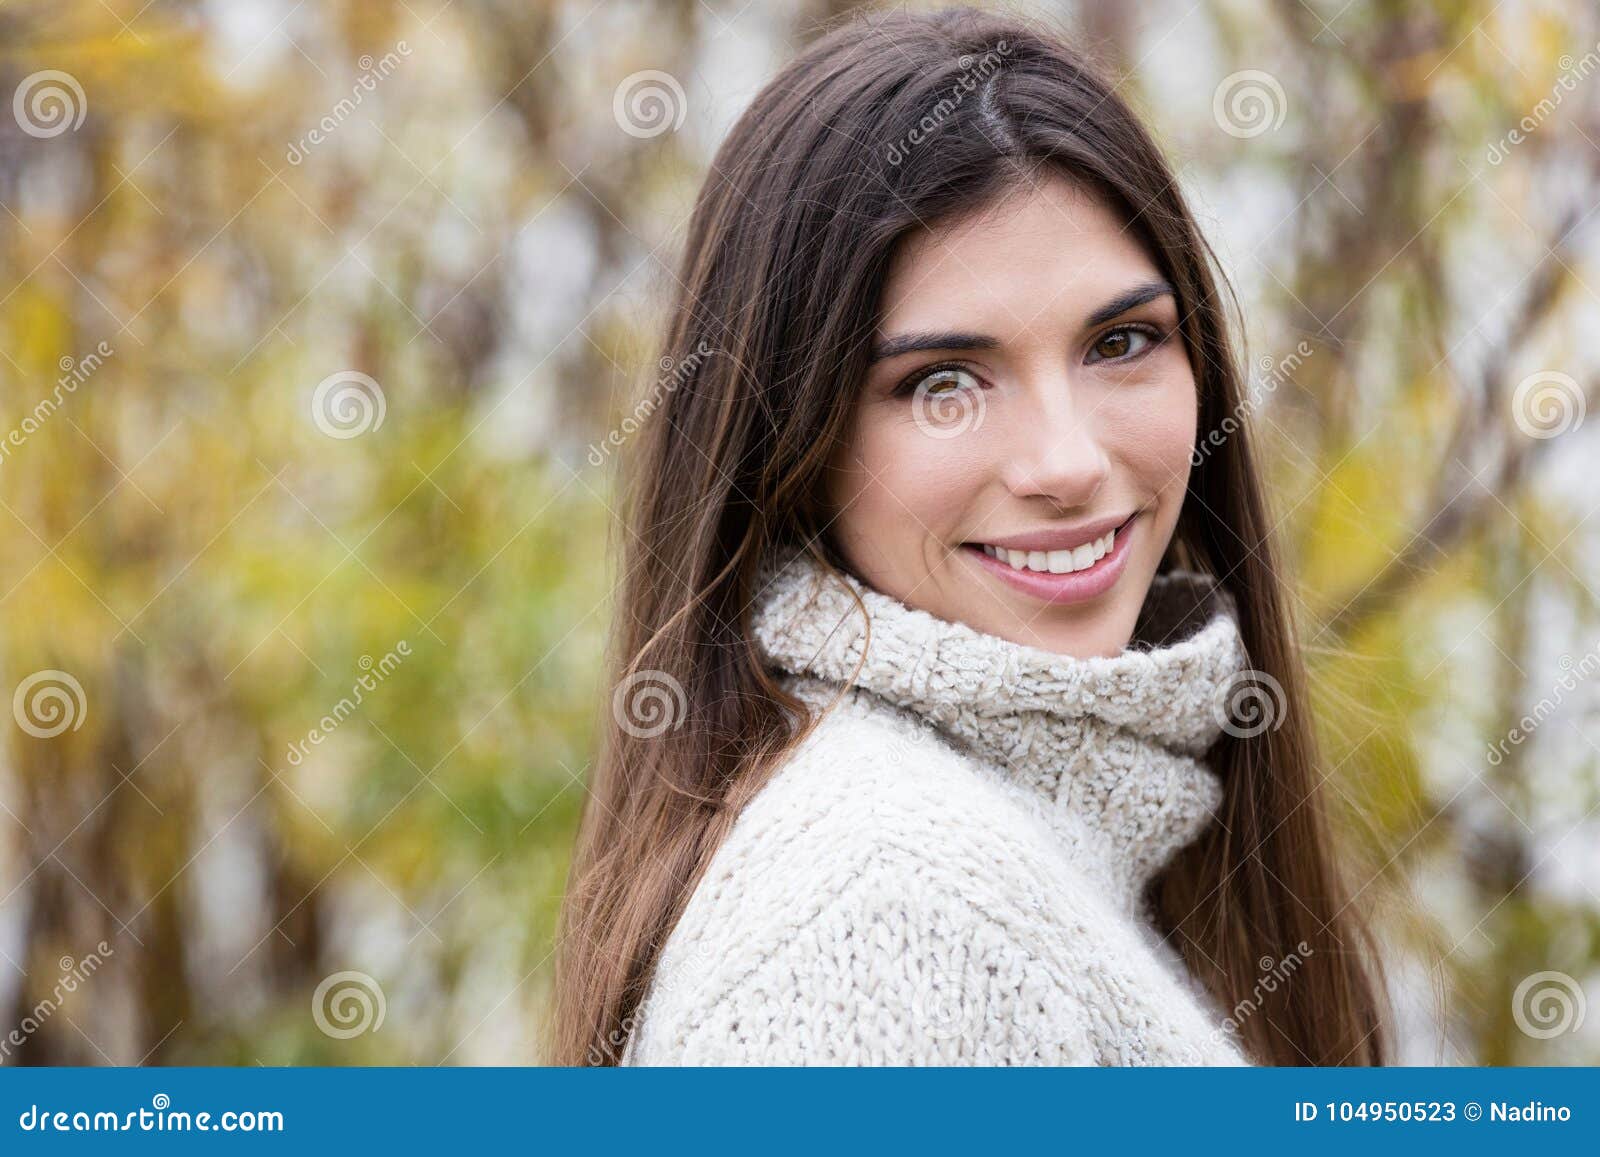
[1087,322,1168,364]
[890,359,974,398]
[889,323,1169,397]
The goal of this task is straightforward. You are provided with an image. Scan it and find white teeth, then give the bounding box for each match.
[980,527,1117,574]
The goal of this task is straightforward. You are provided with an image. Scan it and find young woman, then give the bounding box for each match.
[553,6,1389,1065]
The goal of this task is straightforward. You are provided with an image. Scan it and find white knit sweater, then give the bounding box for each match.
[622,546,1254,1065]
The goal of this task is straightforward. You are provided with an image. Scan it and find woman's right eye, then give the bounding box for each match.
[896,364,983,398]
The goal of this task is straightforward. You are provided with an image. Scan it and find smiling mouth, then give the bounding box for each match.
[967,513,1136,575]
[958,512,1140,606]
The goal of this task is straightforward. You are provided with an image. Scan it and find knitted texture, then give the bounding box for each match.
[622,546,1254,1065]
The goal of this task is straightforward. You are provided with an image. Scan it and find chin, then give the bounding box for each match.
[1032,610,1138,659]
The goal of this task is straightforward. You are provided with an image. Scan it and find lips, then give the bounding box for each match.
[973,512,1135,555]
[962,512,1139,606]
[976,522,1119,575]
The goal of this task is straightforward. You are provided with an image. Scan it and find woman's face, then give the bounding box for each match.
[824,173,1198,658]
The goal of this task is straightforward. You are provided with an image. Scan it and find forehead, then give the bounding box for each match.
[878,174,1162,333]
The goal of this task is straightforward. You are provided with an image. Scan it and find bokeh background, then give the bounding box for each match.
[1,0,1598,1065]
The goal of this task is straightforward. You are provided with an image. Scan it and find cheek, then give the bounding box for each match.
[1101,372,1197,496]
[828,404,988,545]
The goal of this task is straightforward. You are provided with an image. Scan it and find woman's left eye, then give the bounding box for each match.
[1088,326,1157,363]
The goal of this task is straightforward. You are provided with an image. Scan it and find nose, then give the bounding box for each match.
[1000,381,1110,509]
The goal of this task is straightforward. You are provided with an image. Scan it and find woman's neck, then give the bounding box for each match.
[748,545,1248,915]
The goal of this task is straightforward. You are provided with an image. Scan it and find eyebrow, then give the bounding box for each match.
[869,278,1178,364]
[1084,278,1177,327]
[869,331,1000,362]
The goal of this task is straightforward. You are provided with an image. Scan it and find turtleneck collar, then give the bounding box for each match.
[749,546,1248,916]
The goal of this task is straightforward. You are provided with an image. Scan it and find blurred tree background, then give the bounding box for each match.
[0,0,1597,1065]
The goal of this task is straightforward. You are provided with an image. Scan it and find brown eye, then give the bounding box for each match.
[922,368,978,394]
[1094,330,1132,359]
[1087,326,1160,364]
[895,364,983,399]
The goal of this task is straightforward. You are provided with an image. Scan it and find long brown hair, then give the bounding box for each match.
[552,6,1389,1066]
